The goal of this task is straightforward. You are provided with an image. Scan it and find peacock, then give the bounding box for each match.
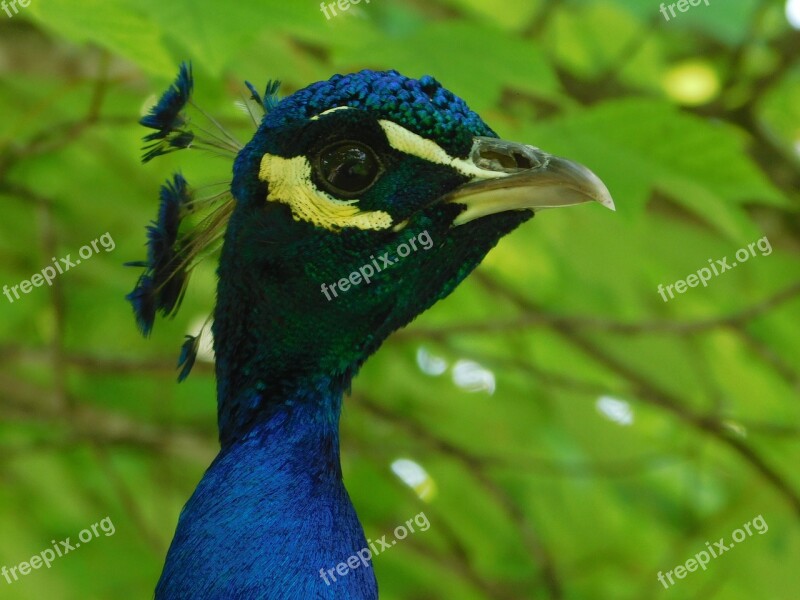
[127,64,614,599]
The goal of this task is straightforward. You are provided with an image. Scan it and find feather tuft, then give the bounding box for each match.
[245,80,281,114]
[263,80,281,113]
[158,173,192,240]
[142,131,195,163]
[127,172,233,350]
[140,63,194,162]
[127,174,196,332]
[244,81,263,109]
[177,334,200,382]
[129,64,249,380]
[140,62,193,139]
[126,275,157,337]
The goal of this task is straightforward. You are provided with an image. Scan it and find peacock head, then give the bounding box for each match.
[127,66,613,443]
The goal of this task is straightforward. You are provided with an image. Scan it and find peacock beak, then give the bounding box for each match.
[443,136,615,226]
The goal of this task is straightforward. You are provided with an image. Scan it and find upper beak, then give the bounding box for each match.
[442,137,615,226]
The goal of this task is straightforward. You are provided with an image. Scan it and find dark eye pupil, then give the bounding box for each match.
[318,143,381,196]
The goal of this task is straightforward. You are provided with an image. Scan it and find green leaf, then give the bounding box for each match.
[433,0,543,32]
[333,21,562,113]
[544,2,668,92]
[118,0,264,75]
[26,0,176,76]
[581,0,762,46]
[519,98,789,241]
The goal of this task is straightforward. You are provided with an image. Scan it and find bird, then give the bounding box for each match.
[127,64,614,599]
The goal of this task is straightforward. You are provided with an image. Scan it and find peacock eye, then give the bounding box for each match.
[315,141,383,198]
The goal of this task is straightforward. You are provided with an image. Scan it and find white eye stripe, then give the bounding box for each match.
[309,106,354,121]
[378,120,508,182]
[309,115,508,182]
[258,153,393,232]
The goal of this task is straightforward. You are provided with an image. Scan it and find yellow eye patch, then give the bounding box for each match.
[258,153,393,232]
[257,120,506,232]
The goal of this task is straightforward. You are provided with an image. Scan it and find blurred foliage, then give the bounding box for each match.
[1,0,799,599]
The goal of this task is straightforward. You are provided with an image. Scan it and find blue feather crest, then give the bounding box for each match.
[140,62,245,161]
[130,64,275,379]
[158,173,191,242]
[127,174,194,335]
[142,130,194,163]
[140,62,193,144]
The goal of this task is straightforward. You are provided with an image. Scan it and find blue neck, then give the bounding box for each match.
[156,386,378,599]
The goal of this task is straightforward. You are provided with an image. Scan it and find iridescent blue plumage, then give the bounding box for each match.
[262,70,495,156]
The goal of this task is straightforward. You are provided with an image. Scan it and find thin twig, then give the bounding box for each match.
[474,272,800,518]
[395,280,800,341]
[351,393,564,600]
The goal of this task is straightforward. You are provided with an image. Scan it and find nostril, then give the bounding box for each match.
[471,138,545,173]
[511,151,534,170]
[479,150,519,171]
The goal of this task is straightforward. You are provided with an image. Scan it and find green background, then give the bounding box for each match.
[1,0,799,598]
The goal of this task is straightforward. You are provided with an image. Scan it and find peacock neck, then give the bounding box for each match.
[155,384,379,599]
[214,366,347,452]
[222,388,345,483]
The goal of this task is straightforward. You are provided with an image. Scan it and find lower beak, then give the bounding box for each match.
[442,137,615,226]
